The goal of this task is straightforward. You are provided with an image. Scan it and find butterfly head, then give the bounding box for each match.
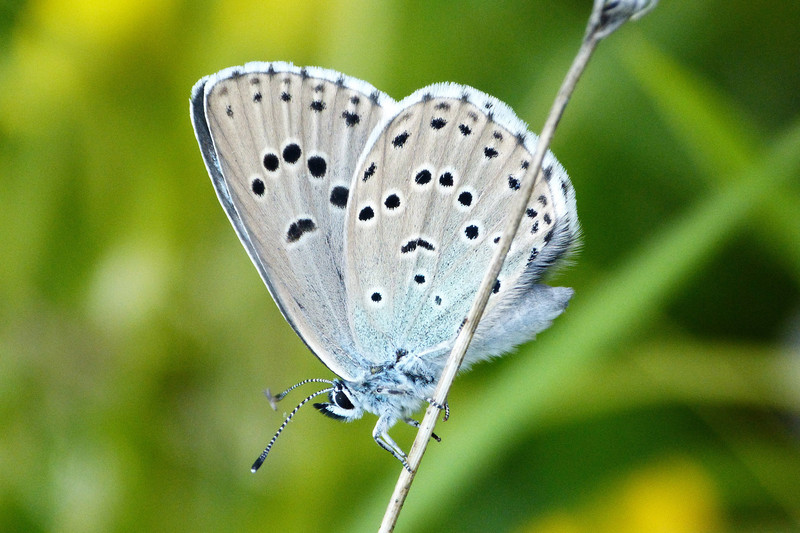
[313,380,364,422]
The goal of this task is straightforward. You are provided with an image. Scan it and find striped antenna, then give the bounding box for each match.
[251,384,334,472]
[264,378,335,409]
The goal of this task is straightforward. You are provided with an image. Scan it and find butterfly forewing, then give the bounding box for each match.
[344,84,578,363]
[192,62,394,380]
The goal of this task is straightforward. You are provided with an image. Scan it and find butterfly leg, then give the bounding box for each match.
[403,418,441,442]
[372,418,411,472]
[425,397,450,421]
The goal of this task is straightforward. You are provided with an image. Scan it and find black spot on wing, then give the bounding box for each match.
[415,169,432,185]
[384,194,401,210]
[287,218,316,243]
[358,206,374,221]
[363,162,376,182]
[329,186,348,208]
[308,156,326,178]
[283,143,301,164]
[342,110,360,127]
[401,240,417,254]
[263,153,279,172]
[430,117,447,129]
[392,131,410,147]
[251,178,265,196]
[401,238,436,254]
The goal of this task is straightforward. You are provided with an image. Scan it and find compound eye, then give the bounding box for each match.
[334,389,354,410]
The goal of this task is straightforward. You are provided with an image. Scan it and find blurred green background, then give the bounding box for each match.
[2,1,799,532]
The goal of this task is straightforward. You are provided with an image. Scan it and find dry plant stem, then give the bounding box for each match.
[378,1,657,531]
[377,39,598,533]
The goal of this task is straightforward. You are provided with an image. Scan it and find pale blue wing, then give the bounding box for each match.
[343,83,579,366]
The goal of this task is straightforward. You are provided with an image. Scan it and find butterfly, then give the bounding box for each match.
[190,62,579,472]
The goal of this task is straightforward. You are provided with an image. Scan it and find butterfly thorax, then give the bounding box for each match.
[315,351,442,425]
[349,356,440,418]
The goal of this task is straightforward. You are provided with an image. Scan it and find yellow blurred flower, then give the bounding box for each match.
[522,458,722,533]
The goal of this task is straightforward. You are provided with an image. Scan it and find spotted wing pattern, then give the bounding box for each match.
[343,84,579,365]
[191,62,394,380]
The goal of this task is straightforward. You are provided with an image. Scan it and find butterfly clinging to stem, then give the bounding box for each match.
[190,62,579,472]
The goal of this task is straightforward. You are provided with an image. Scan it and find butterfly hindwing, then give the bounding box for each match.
[344,84,579,364]
[191,62,395,380]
